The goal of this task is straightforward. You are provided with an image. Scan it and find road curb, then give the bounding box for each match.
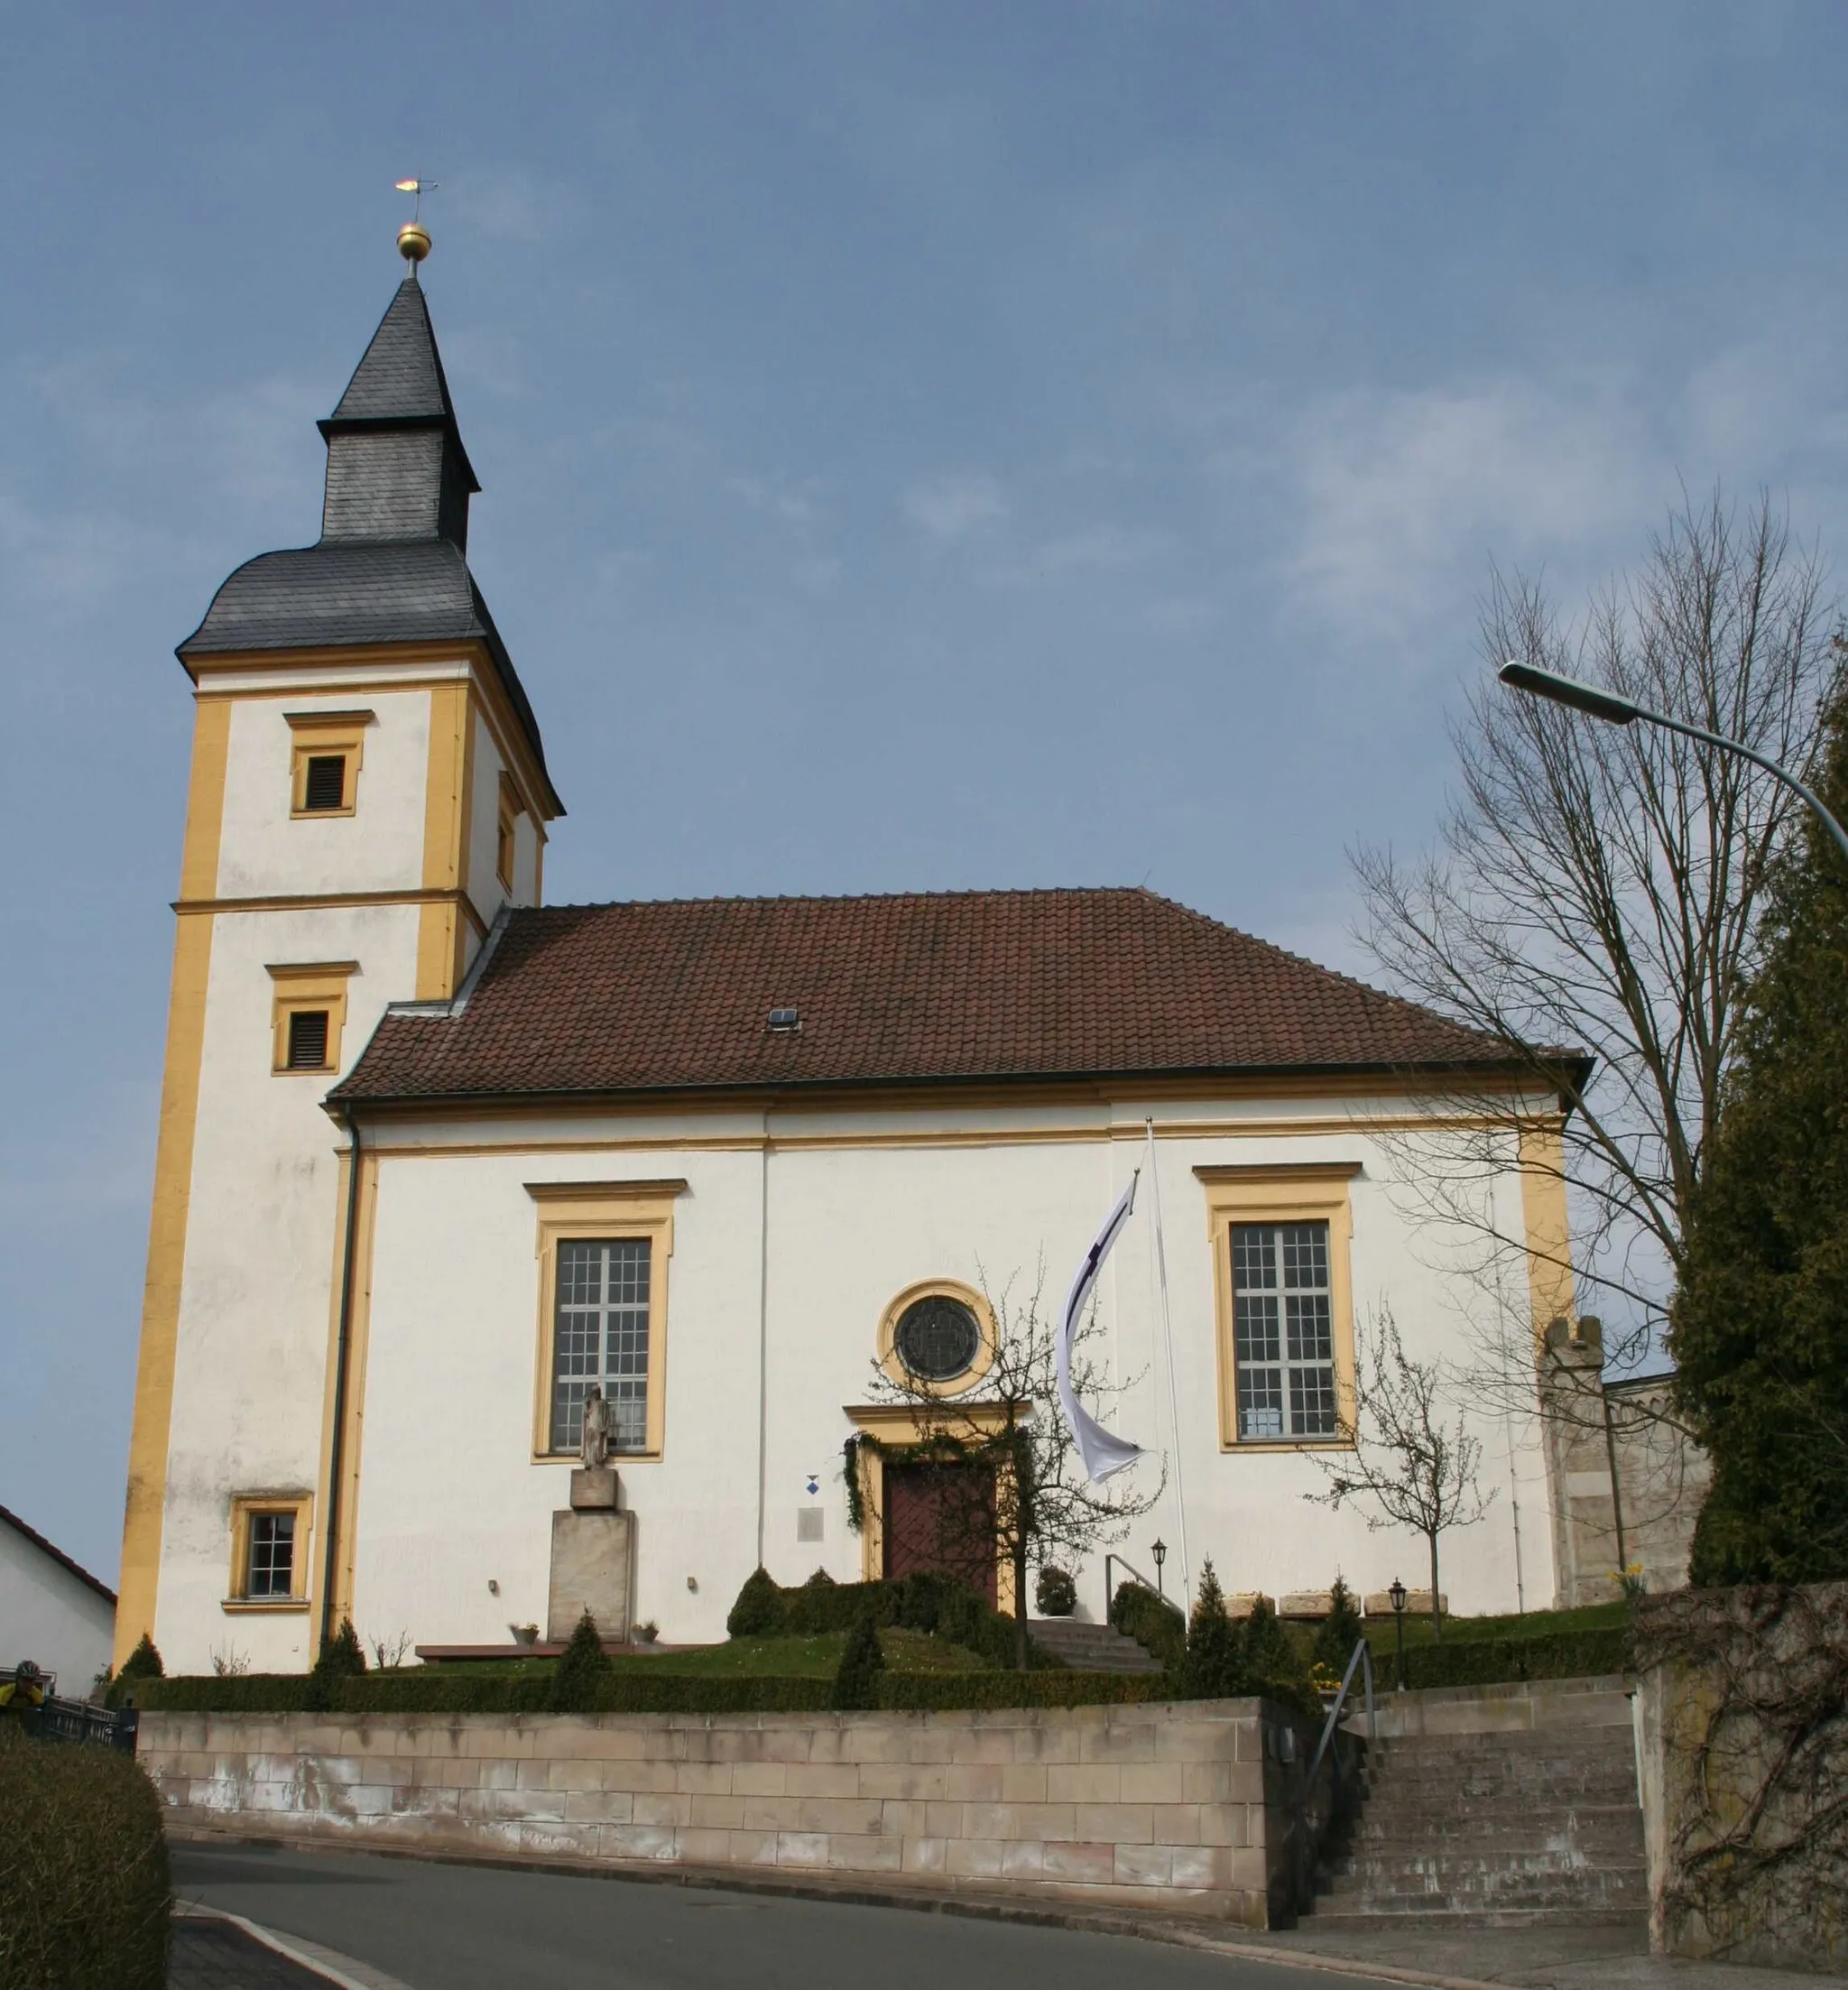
[175,1901,416,1990]
[169,1826,1501,1990]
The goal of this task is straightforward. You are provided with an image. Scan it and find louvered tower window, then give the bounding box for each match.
[286,1009,330,1070]
[301,754,346,811]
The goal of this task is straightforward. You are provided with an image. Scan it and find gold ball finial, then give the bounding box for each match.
[397,220,432,265]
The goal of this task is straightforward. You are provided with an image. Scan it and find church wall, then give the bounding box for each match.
[153,903,423,1675]
[348,1141,769,1654]
[215,689,435,900]
[328,1097,1557,1654]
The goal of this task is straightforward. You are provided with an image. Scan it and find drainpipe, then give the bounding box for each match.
[319,1109,365,1652]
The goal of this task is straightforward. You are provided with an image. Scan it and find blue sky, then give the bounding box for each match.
[4,3,1845,1585]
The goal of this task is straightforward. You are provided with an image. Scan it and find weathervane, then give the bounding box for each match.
[393,178,439,267]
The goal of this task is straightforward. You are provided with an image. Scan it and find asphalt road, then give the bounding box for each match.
[171,1842,1389,1990]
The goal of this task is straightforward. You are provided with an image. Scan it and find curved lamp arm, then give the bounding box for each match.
[1498,661,1848,869]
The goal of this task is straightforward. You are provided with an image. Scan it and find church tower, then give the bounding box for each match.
[116,235,562,1670]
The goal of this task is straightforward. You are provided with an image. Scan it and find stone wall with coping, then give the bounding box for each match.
[139,1697,1323,1926]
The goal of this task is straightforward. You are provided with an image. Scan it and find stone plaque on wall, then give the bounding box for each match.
[547,1510,633,1644]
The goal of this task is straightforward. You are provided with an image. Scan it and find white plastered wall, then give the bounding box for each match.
[460,707,541,929]
[341,1095,1559,1652]
[0,1525,116,1688]
[216,689,433,900]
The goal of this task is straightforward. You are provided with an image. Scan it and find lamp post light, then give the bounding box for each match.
[1497,662,1848,867]
[1151,1538,1168,1601]
[1389,1577,1408,1693]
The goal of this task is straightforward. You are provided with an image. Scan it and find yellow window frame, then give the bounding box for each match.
[1196,1162,1362,1453]
[526,1180,687,1464]
[226,1492,314,1612]
[286,708,374,819]
[269,962,357,1076]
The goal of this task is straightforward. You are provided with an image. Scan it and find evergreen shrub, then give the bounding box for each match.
[1313,1578,1365,1680]
[0,1726,171,1990]
[830,1616,884,1710]
[725,1568,783,1637]
[117,1634,164,1683]
[1110,1580,1187,1671]
[550,1611,612,1712]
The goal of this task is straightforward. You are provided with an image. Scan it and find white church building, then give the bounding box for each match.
[116,244,1581,1675]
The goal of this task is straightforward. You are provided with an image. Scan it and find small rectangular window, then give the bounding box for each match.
[1231,1220,1337,1441]
[286,1009,330,1070]
[245,1512,296,1598]
[550,1237,652,1454]
[301,754,347,811]
[496,773,520,890]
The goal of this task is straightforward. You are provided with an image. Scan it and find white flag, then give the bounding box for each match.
[1056,1175,1148,1483]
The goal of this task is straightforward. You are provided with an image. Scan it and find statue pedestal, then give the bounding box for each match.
[548,1509,633,1644]
[570,1467,620,1511]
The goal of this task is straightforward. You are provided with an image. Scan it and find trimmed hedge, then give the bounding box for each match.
[880,1671,1168,1710]
[725,1569,1064,1671]
[1388,1624,1631,1689]
[0,1726,171,1990]
[1111,1579,1187,1671]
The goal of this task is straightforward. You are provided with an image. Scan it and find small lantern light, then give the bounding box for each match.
[1389,1577,1407,1615]
[1150,1538,1168,1599]
[1388,1576,1409,1693]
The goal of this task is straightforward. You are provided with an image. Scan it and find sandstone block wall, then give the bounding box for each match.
[139,1699,1313,1925]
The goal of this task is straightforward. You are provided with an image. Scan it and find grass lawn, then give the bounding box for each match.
[429,1627,994,1679]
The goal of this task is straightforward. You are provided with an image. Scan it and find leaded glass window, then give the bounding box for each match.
[893,1294,982,1382]
[246,1512,295,1598]
[550,1237,652,1453]
[1231,1221,1336,1441]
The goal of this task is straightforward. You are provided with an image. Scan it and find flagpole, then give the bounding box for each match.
[1146,1119,1192,1608]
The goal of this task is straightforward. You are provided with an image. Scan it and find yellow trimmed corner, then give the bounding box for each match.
[416,681,475,999]
[115,698,231,1670]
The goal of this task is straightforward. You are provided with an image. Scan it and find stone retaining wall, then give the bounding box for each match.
[139,1698,1319,1925]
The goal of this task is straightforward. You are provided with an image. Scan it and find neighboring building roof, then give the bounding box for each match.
[333,885,1535,1107]
[177,274,558,813]
[0,1503,116,1606]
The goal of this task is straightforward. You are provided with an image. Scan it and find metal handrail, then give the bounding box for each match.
[1294,1638,1375,1913]
[1102,1554,1167,1624]
[1309,1635,1376,1781]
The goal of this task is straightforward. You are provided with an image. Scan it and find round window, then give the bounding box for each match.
[893,1293,983,1382]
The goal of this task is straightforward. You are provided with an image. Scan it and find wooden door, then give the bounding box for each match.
[881,1459,998,1606]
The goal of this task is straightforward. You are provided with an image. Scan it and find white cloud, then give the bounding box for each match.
[1280,375,1661,641]
[901,472,1009,543]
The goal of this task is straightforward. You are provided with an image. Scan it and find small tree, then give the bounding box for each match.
[116,1634,164,1683]
[831,1615,885,1711]
[1307,1306,1493,1640]
[1181,1558,1243,1698]
[1313,1577,1365,1679]
[863,1262,1160,1671]
[726,1567,783,1637]
[550,1610,610,1712]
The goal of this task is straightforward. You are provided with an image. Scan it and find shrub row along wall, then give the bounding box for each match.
[140,1698,1317,1926]
[1635,1582,1847,1972]
[119,1671,1168,1717]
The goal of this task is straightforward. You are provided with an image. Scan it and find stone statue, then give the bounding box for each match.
[579,1384,611,1471]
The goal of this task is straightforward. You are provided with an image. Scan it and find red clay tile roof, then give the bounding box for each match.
[332,888,1519,1106]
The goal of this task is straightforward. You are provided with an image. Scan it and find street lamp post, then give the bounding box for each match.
[1151,1538,1168,1601]
[1389,1577,1408,1693]
[1497,662,1848,865]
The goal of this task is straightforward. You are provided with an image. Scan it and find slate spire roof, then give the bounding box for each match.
[178,270,558,809]
[332,886,1537,1108]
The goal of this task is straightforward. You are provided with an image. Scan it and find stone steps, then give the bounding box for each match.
[1306,1683,1645,1928]
[1027,1617,1165,1673]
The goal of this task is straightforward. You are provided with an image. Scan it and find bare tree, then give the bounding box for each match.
[1354,494,1835,1403]
[1307,1305,1493,1639]
[855,1263,1160,1671]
